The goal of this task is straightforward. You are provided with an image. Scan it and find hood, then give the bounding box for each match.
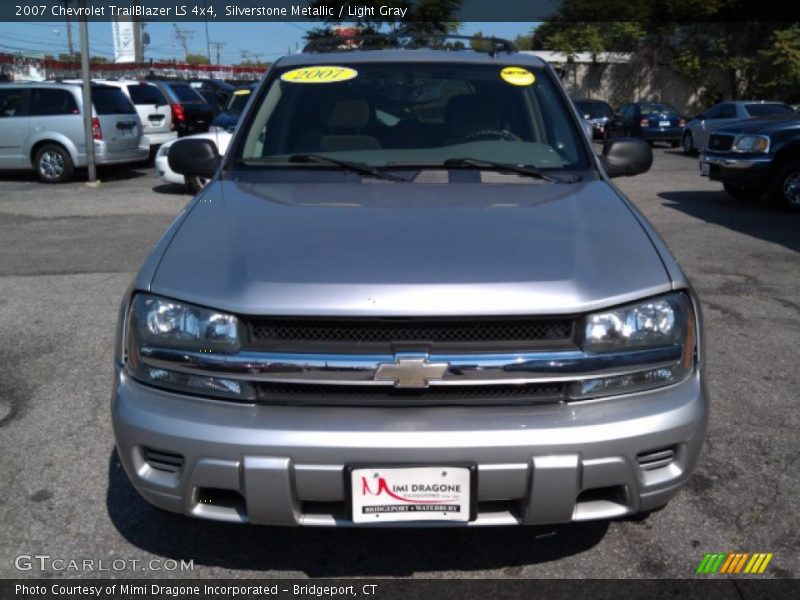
[150,179,671,316]
[211,111,240,131]
[717,114,800,134]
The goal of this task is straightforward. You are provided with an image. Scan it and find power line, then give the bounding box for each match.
[172,23,194,61]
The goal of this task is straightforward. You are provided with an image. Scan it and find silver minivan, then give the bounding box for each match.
[0,82,149,183]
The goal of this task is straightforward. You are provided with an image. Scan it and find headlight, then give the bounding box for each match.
[125,294,250,399]
[571,292,696,399]
[156,144,171,158]
[731,134,770,153]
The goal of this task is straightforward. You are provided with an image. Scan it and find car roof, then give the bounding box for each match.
[275,48,545,68]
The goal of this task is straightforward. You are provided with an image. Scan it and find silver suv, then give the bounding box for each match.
[0,82,148,182]
[113,42,708,527]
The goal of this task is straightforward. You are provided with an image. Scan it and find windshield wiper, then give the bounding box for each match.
[289,154,410,183]
[443,158,581,183]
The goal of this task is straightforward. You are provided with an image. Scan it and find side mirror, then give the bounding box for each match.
[168,138,220,179]
[600,137,652,178]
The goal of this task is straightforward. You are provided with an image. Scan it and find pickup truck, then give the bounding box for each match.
[700,113,800,210]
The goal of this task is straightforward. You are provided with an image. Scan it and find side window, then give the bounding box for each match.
[717,104,736,119]
[704,104,722,119]
[623,105,635,119]
[0,88,27,117]
[127,84,167,106]
[30,88,79,116]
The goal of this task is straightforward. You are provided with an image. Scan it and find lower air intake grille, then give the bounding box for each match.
[637,447,676,471]
[256,382,565,406]
[144,448,184,473]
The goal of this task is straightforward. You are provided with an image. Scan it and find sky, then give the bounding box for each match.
[0,21,537,64]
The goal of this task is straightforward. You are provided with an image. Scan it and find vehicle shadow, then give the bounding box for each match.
[658,190,800,254]
[106,450,608,576]
[0,167,148,184]
[152,183,190,195]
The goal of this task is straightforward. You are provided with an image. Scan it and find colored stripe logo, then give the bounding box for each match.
[696,552,773,574]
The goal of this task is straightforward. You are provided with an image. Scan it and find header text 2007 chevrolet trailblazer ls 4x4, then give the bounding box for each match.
[112,40,707,527]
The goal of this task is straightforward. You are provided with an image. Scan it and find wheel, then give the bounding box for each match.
[682,131,695,154]
[34,143,74,183]
[723,183,762,201]
[770,162,800,211]
[186,175,210,194]
[670,140,680,148]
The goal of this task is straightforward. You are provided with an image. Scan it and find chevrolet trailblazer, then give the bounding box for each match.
[112,37,708,527]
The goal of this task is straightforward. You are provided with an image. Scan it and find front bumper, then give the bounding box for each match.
[640,128,684,141]
[155,153,184,186]
[699,153,772,185]
[112,366,709,527]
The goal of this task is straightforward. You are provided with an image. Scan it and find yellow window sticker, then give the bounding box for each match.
[280,66,358,84]
[500,66,535,86]
[233,89,251,95]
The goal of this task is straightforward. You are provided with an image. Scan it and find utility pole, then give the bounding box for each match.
[78,0,96,184]
[132,0,143,62]
[60,0,75,57]
[203,0,211,64]
[210,41,225,65]
[173,24,194,62]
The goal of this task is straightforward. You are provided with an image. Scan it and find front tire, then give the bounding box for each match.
[682,131,695,154]
[770,162,800,211]
[723,183,762,201]
[186,175,210,194]
[34,144,74,184]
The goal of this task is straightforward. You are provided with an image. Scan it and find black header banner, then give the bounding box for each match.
[2,1,799,23]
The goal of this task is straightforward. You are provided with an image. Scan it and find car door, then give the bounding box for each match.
[608,104,629,137]
[696,103,725,148]
[0,87,30,168]
[28,87,83,159]
[126,82,171,136]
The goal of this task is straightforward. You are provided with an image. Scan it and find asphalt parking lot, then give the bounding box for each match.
[0,147,798,579]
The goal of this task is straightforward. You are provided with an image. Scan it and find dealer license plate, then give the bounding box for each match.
[350,466,472,523]
[700,161,710,176]
[659,120,671,127]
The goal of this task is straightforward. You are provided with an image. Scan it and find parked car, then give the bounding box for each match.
[188,78,235,106]
[0,82,148,183]
[113,43,707,528]
[146,80,214,137]
[682,100,794,154]
[699,112,800,210]
[64,79,177,148]
[605,102,686,146]
[209,84,256,133]
[155,130,232,192]
[573,98,614,140]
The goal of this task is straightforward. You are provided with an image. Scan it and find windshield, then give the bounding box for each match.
[575,100,612,118]
[237,63,588,171]
[225,89,252,113]
[744,103,793,117]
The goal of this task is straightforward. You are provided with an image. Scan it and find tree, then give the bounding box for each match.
[304,0,462,49]
[185,53,210,66]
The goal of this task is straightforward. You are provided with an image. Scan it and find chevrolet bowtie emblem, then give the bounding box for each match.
[374,356,449,389]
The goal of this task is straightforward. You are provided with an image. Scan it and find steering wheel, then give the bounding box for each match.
[459,129,521,143]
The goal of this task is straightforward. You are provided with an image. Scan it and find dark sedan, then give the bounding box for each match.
[573,99,614,140]
[606,102,686,146]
